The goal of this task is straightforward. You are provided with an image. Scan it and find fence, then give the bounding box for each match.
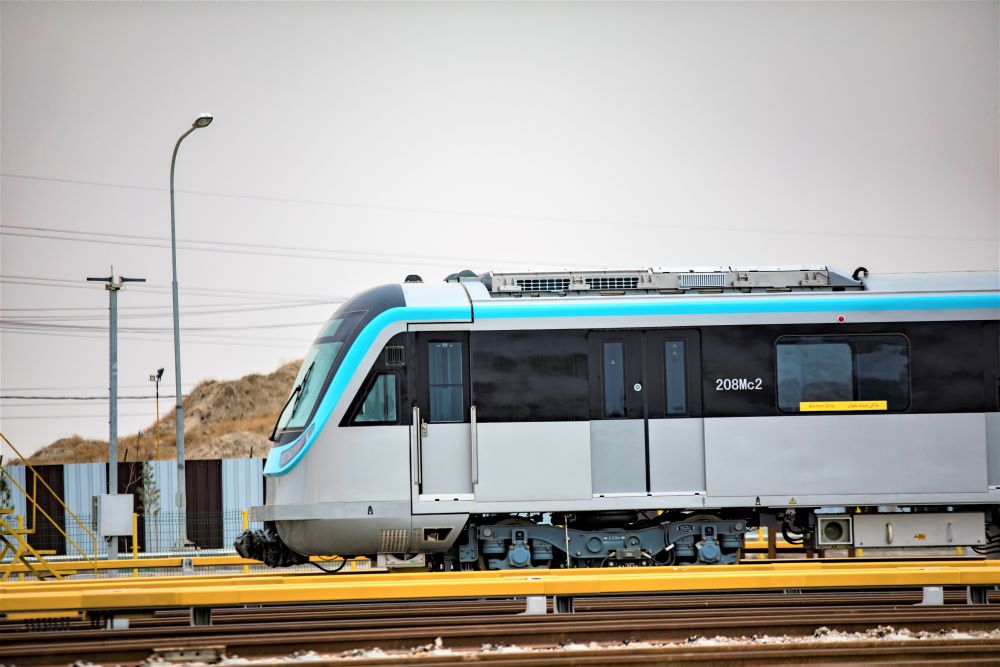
[52,510,263,558]
[1,457,265,560]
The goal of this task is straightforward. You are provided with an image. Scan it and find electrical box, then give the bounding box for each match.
[853,512,984,548]
[93,494,134,537]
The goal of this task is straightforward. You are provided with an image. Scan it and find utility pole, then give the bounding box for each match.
[88,269,145,562]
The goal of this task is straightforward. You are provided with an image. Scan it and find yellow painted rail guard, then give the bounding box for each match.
[1,554,363,576]
[1,560,997,616]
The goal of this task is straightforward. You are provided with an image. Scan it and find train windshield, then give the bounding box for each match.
[272,311,364,435]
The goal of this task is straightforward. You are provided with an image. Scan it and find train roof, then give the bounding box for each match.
[422,266,1000,298]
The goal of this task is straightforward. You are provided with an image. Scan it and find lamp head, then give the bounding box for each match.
[193,114,214,128]
[156,368,164,380]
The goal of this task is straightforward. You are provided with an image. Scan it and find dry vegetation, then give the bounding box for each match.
[25,361,301,465]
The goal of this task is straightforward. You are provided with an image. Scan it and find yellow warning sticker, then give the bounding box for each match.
[799,400,888,412]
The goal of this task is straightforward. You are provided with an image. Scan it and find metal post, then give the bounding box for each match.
[109,284,118,564]
[169,114,213,549]
[241,509,250,575]
[149,369,163,461]
[154,379,160,460]
[88,271,145,565]
[132,512,139,577]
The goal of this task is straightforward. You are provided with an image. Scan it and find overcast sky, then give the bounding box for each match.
[1,1,998,458]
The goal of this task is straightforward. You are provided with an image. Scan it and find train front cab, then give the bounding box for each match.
[259,282,472,558]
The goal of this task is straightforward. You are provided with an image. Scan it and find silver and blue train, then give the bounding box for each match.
[237,265,1000,568]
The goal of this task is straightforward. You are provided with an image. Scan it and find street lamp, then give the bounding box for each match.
[149,368,164,460]
[169,113,213,548]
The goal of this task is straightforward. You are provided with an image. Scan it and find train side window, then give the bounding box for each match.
[429,341,463,422]
[353,373,398,424]
[602,341,626,418]
[664,340,687,415]
[776,335,909,412]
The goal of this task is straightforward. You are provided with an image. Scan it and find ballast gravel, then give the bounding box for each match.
[133,626,1000,666]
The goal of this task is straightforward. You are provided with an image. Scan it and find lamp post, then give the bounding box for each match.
[169,113,213,548]
[149,368,164,460]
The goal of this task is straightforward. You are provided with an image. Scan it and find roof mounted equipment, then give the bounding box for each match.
[482,266,864,296]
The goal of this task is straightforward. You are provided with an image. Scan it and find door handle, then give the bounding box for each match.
[470,405,479,485]
[412,406,422,486]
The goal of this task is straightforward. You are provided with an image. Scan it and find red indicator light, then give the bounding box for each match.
[837,315,846,323]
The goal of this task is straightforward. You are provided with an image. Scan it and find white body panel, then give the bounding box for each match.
[474,422,592,502]
[649,418,706,493]
[420,422,473,498]
[590,420,645,495]
[704,413,988,498]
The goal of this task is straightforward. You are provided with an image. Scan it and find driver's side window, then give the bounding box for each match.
[353,373,398,424]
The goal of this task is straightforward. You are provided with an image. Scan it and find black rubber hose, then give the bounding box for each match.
[311,557,348,574]
[782,522,805,545]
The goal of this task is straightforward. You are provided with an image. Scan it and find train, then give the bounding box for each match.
[236,265,1000,569]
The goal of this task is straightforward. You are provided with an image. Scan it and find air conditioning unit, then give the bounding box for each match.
[816,516,853,546]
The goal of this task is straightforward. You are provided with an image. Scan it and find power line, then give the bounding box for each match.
[0,319,324,332]
[0,274,340,302]
[0,384,197,391]
[0,413,154,420]
[0,299,340,319]
[1,395,178,401]
[3,172,997,243]
[0,328,308,349]
[0,227,563,270]
[2,224,567,269]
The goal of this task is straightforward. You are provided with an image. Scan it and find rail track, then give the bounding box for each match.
[2,589,998,666]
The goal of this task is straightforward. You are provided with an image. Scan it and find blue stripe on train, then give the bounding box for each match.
[265,305,470,476]
[265,291,999,476]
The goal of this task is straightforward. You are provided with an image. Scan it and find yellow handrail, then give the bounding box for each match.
[1,432,99,574]
[0,467,97,573]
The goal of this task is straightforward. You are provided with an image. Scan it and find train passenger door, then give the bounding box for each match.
[588,332,646,495]
[643,330,703,494]
[413,332,474,500]
[588,330,702,496]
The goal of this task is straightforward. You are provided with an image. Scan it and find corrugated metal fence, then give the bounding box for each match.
[1,458,264,558]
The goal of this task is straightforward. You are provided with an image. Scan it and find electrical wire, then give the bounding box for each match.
[0,274,339,302]
[0,299,339,320]
[0,328,308,349]
[4,172,997,243]
[1,395,178,401]
[0,412,154,420]
[2,224,567,269]
[0,319,323,333]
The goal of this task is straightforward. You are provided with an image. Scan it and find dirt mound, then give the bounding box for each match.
[25,360,301,465]
[187,431,271,460]
[24,435,109,466]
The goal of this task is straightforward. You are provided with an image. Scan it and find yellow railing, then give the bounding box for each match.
[0,432,99,576]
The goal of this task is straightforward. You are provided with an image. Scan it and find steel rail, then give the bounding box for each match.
[2,605,998,666]
[204,641,1000,667]
[5,604,999,642]
[4,589,996,632]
